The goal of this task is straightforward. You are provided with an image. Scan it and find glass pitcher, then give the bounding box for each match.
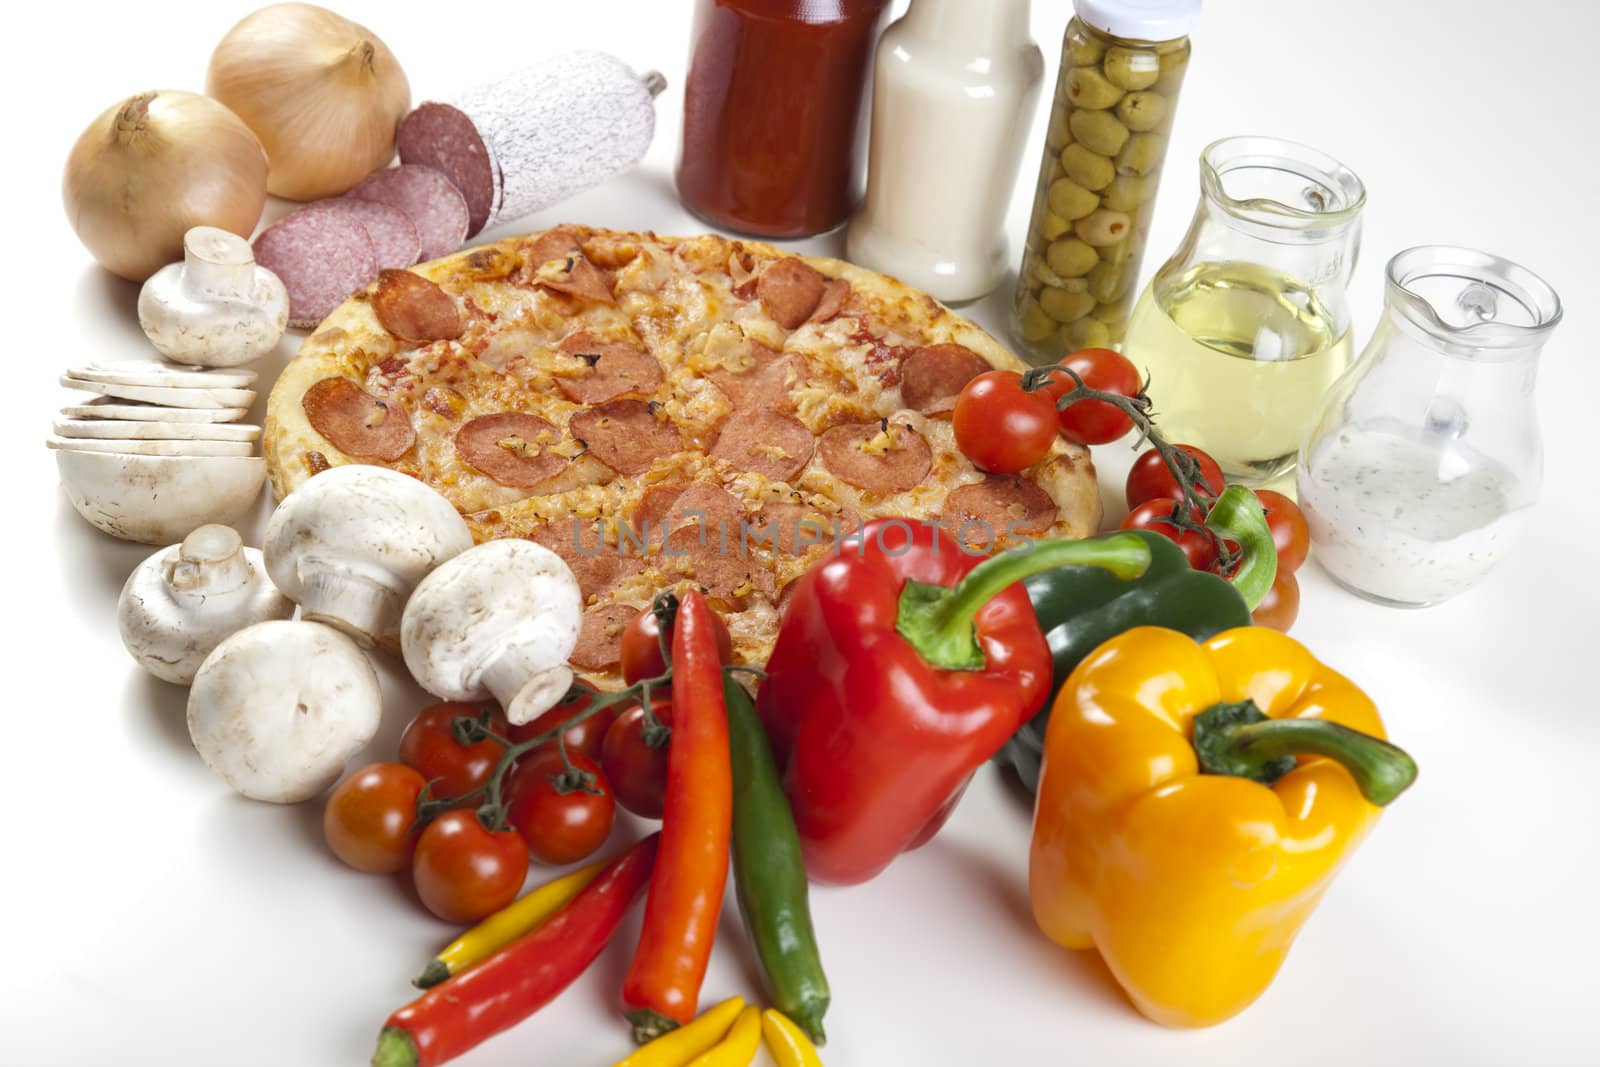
[1121,136,1366,484]
[1297,246,1561,608]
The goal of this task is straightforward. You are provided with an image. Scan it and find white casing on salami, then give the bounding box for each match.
[408,52,663,234]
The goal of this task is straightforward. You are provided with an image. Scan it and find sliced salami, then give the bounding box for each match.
[757,259,828,330]
[632,484,686,531]
[569,400,682,476]
[524,229,613,303]
[253,210,378,329]
[809,278,851,324]
[570,603,639,671]
[710,410,815,483]
[707,344,806,410]
[556,331,662,404]
[346,164,471,262]
[527,522,641,601]
[396,103,497,237]
[901,344,990,414]
[943,475,1060,550]
[322,200,421,270]
[747,502,834,555]
[455,412,568,488]
[818,419,932,494]
[663,524,768,600]
[373,270,463,344]
[301,377,415,461]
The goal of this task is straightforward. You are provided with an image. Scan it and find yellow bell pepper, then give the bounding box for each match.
[684,1005,762,1067]
[1029,626,1417,1028]
[611,997,745,1067]
[760,1009,824,1067]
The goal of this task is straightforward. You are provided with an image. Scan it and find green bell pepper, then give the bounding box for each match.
[997,529,1252,792]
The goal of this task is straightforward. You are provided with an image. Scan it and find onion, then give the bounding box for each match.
[207,3,411,201]
[62,91,269,282]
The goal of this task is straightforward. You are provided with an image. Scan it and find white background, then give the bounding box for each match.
[4,1,1597,1064]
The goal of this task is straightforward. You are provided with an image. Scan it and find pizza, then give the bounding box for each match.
[264,226,1102,681]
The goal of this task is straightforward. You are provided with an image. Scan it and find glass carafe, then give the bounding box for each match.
[1121,136,1366,484]
[1297,246,1561,608]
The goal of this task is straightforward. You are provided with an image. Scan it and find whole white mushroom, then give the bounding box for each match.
[402,540,583,726]
[117,524,294,685]
[187,620,382,803]
[263,464,473,650]
[138,226,289,367]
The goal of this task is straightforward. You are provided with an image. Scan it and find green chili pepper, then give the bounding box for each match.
[998,529,1252,792]
[725,674,830,1045]
[1205,485,1278,611]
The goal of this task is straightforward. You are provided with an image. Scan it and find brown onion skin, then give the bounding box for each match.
[62,91,268,282]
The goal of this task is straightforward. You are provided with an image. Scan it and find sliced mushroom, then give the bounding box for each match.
[138,226,290,367]
[400,540,583,726]
[187,620,382,803]
[262,464,473,650]
[117,524,294,685]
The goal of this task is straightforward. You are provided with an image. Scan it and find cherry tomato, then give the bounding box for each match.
[619,605,733,685]
[398,702,506,801]
[1252,571,1301,633]
[601,702,672,819]
[1125,444,1226,509]
[952,370,1059,474]
[506,691,616,762]
[505,751,616,865]
[411,809,529,923]
[1121,498,1220,572]
[1255,489,1310,574]
[323,762,426,874]
[1039,348,1142,445]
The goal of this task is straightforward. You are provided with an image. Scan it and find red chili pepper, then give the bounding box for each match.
[371,833,659,1067]
[621,590,733,1042]
[756,519,1150,886]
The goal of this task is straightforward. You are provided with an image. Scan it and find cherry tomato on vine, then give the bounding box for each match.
[323,762,426,874]
[953,370,1059,474]
[1255,489,1310,574]
[1125,444,1226,509]
[398,702,507,801]
[1121,498,1220,572]
[1252,571,1301,633]
[506,751,616,865]
[619,606,733,685]
[1039,348,1142,445]
[411,809,529,923]
[601,702,672,819]
[506,690,616,762]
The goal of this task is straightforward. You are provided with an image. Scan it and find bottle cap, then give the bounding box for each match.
[1074,0,1200,41]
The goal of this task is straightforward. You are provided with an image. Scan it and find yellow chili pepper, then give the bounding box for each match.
[413,856,608,987]
[1029,626,1418,1028]
[685,1005,761,1067]
[611,997,744,1067]
[761,1009,824,1067]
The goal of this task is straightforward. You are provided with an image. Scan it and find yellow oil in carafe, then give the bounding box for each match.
[1122,261,1353,483]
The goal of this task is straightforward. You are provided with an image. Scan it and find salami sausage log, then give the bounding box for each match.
[397,53,666,237]
[346,165,471,262]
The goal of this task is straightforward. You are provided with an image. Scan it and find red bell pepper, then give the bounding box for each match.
[757,519,1150,885]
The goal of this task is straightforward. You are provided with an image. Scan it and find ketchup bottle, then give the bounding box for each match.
[677,0,891,239]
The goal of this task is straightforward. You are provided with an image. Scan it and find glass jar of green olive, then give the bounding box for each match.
[1009,0,1199,362]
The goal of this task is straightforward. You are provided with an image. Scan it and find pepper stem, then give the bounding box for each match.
[1192,700,1418,806]
[895,533,1151,671]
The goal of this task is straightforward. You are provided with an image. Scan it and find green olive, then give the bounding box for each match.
[1073,208,1132,248]
[1116,133,1167,177]
[1068,109,1131,157]
[1040,210,1073,240]
[1103,46,1160,91]
[1066,67,1124,110]
[1066,31,1105,67]
[1046,238,1099,278]
[1087,258,1132,303]
[1047,107,1071,151]
[1046,177,1100,221]
[1093,300,1132,327]
[1066,317,1113,348]
[1017,296,1057,343]
[1116,91,1168,132]
[1040,286,1096,324]
[1101,174,1148,213]
[1061,144,1115,191]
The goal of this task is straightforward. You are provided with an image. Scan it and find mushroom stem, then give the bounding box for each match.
[167,524,252,597]
[182,226,257,298]
[297,560,404,649]
[472,622,577,726]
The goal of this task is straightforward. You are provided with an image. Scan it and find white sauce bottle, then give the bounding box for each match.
[846,0,1043,303]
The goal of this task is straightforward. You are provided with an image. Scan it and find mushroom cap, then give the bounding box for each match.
[401,540,582,709]
[187,620,382,804]
[56,450,266,545]
[117,525,293,685]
